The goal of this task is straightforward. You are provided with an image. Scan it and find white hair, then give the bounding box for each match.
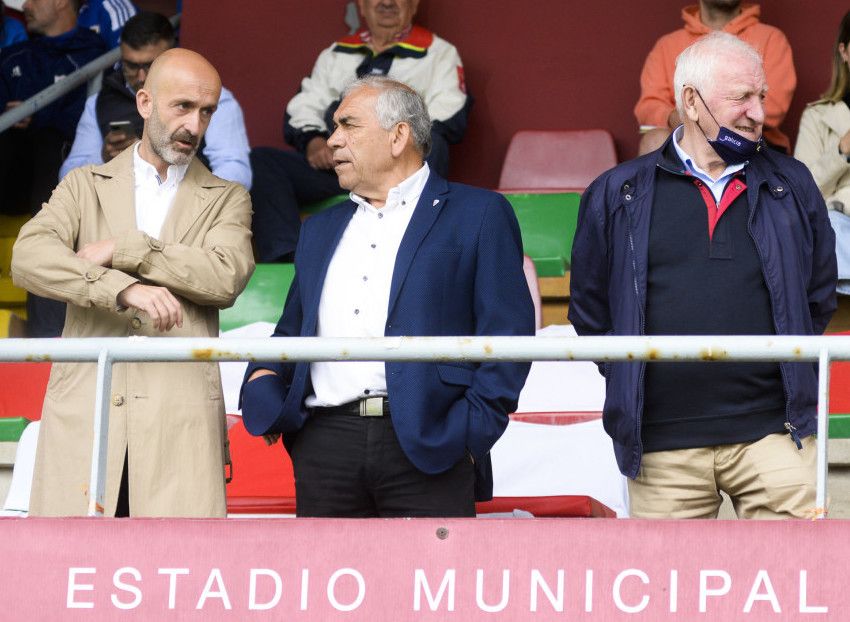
[343,76,432,156]
[673,31,764,115]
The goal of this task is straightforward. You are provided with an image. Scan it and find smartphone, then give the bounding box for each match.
[109,120,132,133]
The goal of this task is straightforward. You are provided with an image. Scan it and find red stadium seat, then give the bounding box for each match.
[498,129,617,193]
[0,362,50,420]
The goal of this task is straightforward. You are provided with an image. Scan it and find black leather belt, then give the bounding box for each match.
[313,397,390,417]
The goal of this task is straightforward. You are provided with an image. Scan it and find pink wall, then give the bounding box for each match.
[181,1,848,189]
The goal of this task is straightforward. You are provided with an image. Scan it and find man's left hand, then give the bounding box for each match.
[76,239,116,267]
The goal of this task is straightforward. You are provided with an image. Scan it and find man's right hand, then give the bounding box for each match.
[117,283,183,332]
[305,136,335,170]
[102,129,137,162]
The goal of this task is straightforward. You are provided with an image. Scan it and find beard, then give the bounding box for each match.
[147,103,199,167]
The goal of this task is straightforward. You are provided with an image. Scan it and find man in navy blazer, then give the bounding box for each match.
[241,76,534,517]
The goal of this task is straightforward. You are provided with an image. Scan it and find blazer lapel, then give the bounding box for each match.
[161,159,226,243]
[387,172,449,315]
[302,202,357,333]
[92,147,137,238]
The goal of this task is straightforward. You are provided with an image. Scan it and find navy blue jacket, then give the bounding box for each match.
[568,139,837,479]
[241,171,535,500]
[0,27,106,139]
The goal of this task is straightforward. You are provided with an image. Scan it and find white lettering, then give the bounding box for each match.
[67,568,96,609]
[195,568,232,610]
[413,569,455,612]
[669,570,678,613]
[327,568,365,612]
[157,568,189,610]
[300,569,309,611]
[585,569,594,613]
[612,569,650,613]
[476,569,510,613]
[743,570,780,613]
[799,570,828,614]
[249,569,282,611]
[699,570,731,613]
[530,569,564,612]
[111,567,142,610]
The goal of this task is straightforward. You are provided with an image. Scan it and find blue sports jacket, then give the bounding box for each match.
[568,138,837,478]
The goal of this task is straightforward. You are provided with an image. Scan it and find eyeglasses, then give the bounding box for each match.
[122,60,154,74]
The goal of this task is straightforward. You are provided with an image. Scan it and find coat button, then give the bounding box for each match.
[131,317,142,329]
[112,395,124,407]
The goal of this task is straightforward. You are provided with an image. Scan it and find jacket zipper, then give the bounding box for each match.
[746,189,799,449]
[625,201,647,474]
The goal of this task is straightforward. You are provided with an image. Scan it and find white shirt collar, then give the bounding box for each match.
[350,162,430,213]
[672,125,746,183]
[132,142,189,189]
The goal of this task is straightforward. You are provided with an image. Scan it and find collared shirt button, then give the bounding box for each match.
[112,395,125,407]
[371,243,376,249]
[131,316,142,329]
[362,275,368,281]
[377,212,383,219]
[354,308,360,315]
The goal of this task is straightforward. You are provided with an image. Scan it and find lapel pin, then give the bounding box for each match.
[433,200,440,206]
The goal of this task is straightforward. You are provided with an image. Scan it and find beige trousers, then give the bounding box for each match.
[628,433,817,519]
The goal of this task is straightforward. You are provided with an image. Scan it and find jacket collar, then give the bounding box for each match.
[91,144,225,243]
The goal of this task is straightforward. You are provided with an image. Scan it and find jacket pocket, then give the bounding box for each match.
[436,363,475,387]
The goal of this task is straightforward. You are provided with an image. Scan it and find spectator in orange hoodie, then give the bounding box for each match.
[635,1,795,156]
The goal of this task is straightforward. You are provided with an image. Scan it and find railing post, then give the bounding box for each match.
[816,348,831,518]
[87,349,113,517]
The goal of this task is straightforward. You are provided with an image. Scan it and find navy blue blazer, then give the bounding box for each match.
[241,172,535,499]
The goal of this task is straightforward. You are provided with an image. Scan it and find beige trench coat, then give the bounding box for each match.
[794,100,850,213]
[11,147,254,517]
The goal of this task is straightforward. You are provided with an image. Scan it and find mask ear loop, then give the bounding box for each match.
[691,87,722,141]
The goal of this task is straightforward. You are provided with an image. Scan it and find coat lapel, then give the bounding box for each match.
[387,172,449,315]
[820,101,850,137]
[160,159,226,243]
[92,146,137,238]
[303,202,357,333]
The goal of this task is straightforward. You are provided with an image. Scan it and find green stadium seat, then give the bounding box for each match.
[0,417,29,443]
[502,192,581,278]
[301,193,349,217]
[219,264,296,332]
[830,414,850,439]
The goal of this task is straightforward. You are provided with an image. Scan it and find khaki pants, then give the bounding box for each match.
[628,433,816,519]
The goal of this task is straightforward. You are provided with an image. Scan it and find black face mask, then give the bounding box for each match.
[694,89,764,165]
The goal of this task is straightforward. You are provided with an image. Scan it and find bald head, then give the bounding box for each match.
[135,48,222,177]
[144,48,221,97]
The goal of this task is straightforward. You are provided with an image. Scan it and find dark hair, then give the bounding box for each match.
[120,11,175,49]
[822,10,850,102]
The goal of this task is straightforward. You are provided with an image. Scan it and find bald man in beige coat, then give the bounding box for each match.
[11,49,254,517]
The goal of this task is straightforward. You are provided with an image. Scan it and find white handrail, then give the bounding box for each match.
[1,334,843,517]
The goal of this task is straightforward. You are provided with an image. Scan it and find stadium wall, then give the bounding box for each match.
[180,1,846,189]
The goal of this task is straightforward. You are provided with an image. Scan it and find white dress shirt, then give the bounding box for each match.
[306,163,430,407]
[132,142,187,239]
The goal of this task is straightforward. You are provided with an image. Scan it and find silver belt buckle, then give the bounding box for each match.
[359,397,384,417]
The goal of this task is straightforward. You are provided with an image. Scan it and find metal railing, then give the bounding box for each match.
[0,14,180,135]
[1,333,848,518]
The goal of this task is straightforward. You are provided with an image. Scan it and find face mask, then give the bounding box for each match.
[694,89,764,165]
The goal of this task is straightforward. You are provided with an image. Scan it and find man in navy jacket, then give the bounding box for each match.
[569,32,836,519]
[241,76,533,518]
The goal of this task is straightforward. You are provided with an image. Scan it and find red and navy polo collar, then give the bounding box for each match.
[333,25,435,58]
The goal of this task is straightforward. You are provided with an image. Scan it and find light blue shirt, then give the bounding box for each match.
[59,85,253,189]
[672,126,746,204]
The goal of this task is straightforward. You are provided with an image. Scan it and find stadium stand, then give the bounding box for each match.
[219,263,295,332]
[497,129,617,193]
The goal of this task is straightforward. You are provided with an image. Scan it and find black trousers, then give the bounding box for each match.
[290,410,475,518]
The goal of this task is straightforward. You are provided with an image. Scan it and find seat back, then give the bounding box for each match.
[219,263,296,332]
[498,129,617,192]
[503,192,581,277]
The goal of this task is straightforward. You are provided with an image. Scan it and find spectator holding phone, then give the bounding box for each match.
[60,11,251,189]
